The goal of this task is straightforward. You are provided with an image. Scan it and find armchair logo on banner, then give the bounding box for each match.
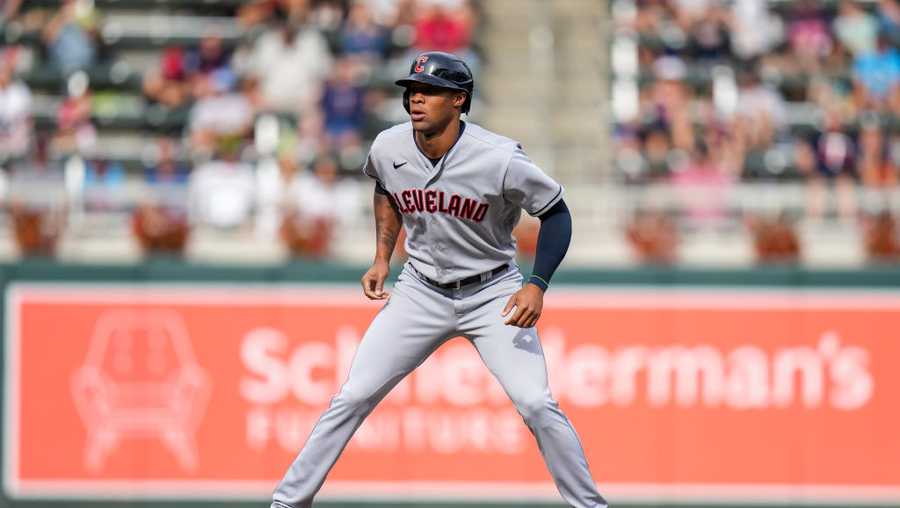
[4,285,900,504]
[71,310,211,472]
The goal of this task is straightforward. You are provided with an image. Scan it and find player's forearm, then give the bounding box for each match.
[529,199,572,291]
[373,191,402,264]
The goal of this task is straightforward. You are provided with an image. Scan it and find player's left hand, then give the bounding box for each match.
[501,283,544,328]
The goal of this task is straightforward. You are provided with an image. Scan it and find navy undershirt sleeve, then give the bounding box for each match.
[374,180,390,195]
[528,199,571,291]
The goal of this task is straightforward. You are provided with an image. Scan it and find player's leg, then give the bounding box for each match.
[272,268,453,508]
[460,272,608,508]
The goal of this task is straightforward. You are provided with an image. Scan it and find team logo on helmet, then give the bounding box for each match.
[414,55,429,73]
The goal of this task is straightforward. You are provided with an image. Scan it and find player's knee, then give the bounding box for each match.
[512,392,558,426]
[333,386,376,414]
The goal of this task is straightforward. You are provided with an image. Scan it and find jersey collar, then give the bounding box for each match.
[415,121,466,188]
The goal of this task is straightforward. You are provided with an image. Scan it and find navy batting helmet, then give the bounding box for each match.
[395,51,474,114]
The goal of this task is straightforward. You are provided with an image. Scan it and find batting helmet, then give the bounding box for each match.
[395,51,474,114]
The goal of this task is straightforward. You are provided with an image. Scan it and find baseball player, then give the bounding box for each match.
[272,51,607,508]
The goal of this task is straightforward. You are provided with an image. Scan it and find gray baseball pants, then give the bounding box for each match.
[272,263,607,508]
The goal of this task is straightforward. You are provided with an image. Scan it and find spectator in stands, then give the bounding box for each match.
[686,6,731,63]
[643,56,694,151]
[729,0,781,62]
[807,75,856,127]
[852,34,900,109]
[362,0,404,27]
[890,132,900,178]
[613,130,645,183]
[733,67,788,180]
[815,112,858,180]
[640,127,673,181]
[247,20,333,114]
[134,139,191,256]
[188,69,254,155]
[281,154,359,257]
[858,115,896,188]
[0,55,31,161]
[735,68,786,145]
[671,0,714,28]
[53,72,96,156]
[142,46,192,108]
[877,0,900,48]
[7,136,67,257]
[321,58,367,151]
[42,0,106,75]
[671,140,733,227]
[340,1,388,64]
[186,35,232,82]
[797,110,858,218]
[82,156,126,211]
[414,0,472,54]
[255,149,300,239]
[394,0,422,27]
[297,154,360,223]
[787,0,833,72]
[1,0,22,23]
[188,145,256,230]
[144,36,231,109]
[239,0,310,29]
[631,0,669,36]
[274,156,330,257]
[0,0,22,28]
[144,138,190,186]
[834,1,879,58]
[310,0,344,38]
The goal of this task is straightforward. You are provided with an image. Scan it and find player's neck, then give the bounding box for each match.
[415,118,462,159]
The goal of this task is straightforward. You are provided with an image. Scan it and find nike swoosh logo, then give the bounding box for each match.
[393,161,407,169]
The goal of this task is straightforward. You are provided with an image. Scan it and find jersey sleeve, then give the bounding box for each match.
[502,144,564,216]
[361,149,379,181]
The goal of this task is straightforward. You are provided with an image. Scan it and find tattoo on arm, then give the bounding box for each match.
[373,191,402,263]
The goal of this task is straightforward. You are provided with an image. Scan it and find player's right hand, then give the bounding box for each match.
[361,260,391,300]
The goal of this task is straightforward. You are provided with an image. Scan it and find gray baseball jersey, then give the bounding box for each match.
[362,121,564,283]
[272,122,607,508]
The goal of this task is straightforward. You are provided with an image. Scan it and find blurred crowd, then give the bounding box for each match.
[0,0,483,259]
[2,0,898,266]
[612,0,900,264]
[613,1,900,213]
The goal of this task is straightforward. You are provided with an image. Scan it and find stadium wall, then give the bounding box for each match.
[0,260,898,508]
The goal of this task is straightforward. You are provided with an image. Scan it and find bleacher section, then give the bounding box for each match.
[0,0,488,263]
[2,0,900,267]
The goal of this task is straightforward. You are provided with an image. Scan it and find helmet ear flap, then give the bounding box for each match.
[403,89,410,113]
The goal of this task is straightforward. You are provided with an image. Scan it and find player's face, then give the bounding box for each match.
[407,82,465,134]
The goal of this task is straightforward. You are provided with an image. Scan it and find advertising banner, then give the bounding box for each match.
[5,285,899,504]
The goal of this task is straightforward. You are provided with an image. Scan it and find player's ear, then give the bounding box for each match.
[454,91,466,108]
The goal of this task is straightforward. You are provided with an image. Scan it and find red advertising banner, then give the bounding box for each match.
[4,285,900,504]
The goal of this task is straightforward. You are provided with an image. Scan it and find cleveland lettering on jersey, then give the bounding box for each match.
[392,189,489,222]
